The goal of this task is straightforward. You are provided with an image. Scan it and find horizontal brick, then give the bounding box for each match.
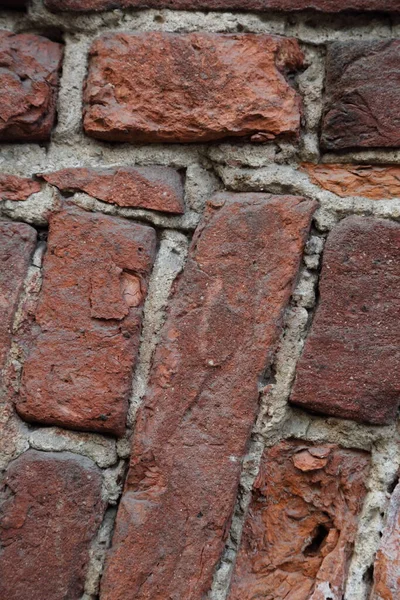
[0,221,36,373]
[83,33,304,144]
[322,41,400,150]
[229,440,370,600]
[44,0,400,12]
[17,204,157,436]
[0,31,63,142]
[371,480,400,600]
[0,450,105,600]
[290,216,400,424]
[0,174,41,201]
[41,166,184,214]
[100,193,316,600]
[303,163,400,199]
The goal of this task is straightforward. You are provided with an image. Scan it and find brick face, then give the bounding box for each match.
[17,204,157,436]
[100,193,316,600]
[0,31,63,142]
[0,174,41,201]
[0,450,105,600]
[290,216,400,424]
[83,33,304,144]
[229,441,370,600]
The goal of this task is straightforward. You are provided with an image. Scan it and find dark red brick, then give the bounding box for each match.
[40,166,184,214]
[229,440,370,600]
[0,450,105,600]
[322,41,400,150]
[100,193,316,600]
[0,31,63,142]
[17,204,157,436]
[83,33,304,144]
[0,174,41,201]
[290,216,400,424]
[44,0,400,12]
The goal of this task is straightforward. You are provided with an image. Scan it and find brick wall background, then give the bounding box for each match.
[0,1,400,599]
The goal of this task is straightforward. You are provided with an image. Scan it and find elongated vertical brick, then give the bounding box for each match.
[290,216,400,424]
[229,441,370,600]
[17,204,157,436]
[0,450,105,600]
[100,193,316,600]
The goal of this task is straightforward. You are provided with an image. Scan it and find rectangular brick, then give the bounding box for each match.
[321,41,400,150]
[100,193,316,600]
[17,204,157,436]
[229,440,370,600]
[83,33,304,144]
[290,216,400,424]
[0,31,63,142]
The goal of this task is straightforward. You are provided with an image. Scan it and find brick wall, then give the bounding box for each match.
[0,2,399,600]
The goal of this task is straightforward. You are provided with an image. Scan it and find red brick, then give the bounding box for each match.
[100,193,316,600]
[303,163,400,199]
[229,440,370,600]
[0,221,36,373]
[83,33,304,144]
[0,31,63,142]
[17,204,157,436]
[290,216,400,424]
[0,450,105,600]
[371,480,400,600]
[41,166,184,214]
[0,174,41,201]
[322,41,400,150]
[44,0,400,12]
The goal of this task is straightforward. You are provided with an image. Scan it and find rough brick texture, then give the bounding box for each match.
[371,480,400,600]
[322,41,400,150]
[0,31,63,142]
[41,167,184,213]
[100,193,316,600]
[229,441,370,600]
[83,33,304,144]
[17,204,157,436]
[44,0,400,12]
[0,450,105,600]
[303,164,400,199]
[290,216,400,424]
[0,174,41,201]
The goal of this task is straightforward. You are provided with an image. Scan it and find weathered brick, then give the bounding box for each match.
[229,440,370,600]
[0,174,41,201]
[321,41,400,150]
[100,193,316,600]
[0,450,105,600]
[83,33,304,144]
[0,31,63,142]
[41,166,184,214]
[0,221,36,373]
[17,204,157,436]
[44,0,400,12]
[371,479,400,600]
[303,163,400,199]
[290,216,400,424]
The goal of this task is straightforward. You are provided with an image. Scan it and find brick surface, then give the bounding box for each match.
[83,33,304,144]
[17,204,157,436]
[44,0,400,12]
[41,167,184,213]
[0,174,41,201]
[0,221,36,373]
[229,440,370,600]
[303,163,400,199]
[321,41,400,150]
[0,31,63,142]
[0,450,105,600]
[371,480,400,600]
[100,193,316,600]
[290,216,400,424]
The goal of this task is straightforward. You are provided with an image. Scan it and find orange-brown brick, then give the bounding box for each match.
[0,174,41,201]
